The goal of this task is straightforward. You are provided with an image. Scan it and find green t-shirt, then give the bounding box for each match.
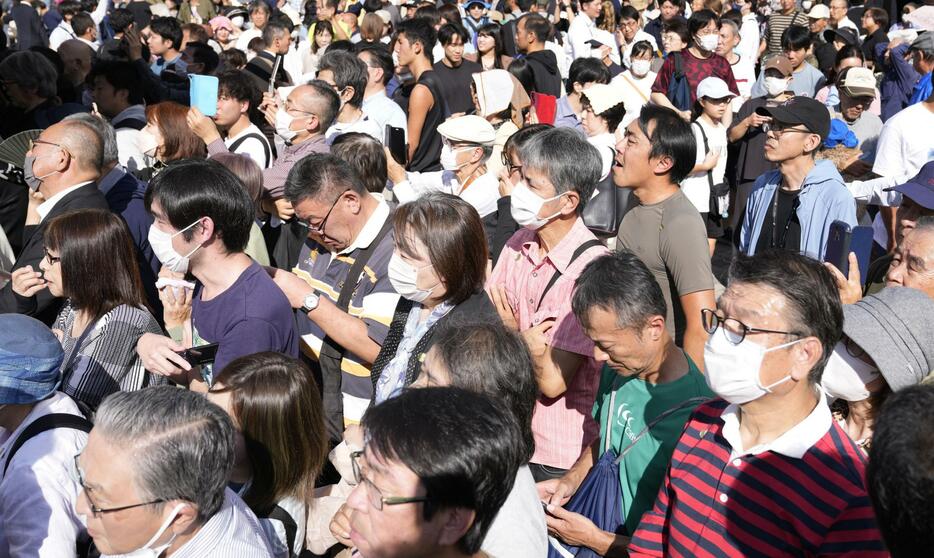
[592,356,713,534]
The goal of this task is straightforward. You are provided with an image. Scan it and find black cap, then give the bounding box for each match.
[823,27,859,46]
[756,96,831,140]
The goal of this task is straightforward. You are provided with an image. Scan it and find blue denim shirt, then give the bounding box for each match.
[740,160,857,259]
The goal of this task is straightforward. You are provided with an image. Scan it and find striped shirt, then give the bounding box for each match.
[629,398,888,557]
[102,489,274,557]
[294,196,399,425]
[486,218,609,469]
[764,11,810,56]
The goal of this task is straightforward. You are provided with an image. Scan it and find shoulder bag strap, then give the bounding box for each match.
[536,238,604,310]
[267,505,300,557]
[3,413,93,477]
[693,121,715,194]
[619,72,649,104]
[228,133,272,168]
[672,52,683,78]
[614,396,709,463]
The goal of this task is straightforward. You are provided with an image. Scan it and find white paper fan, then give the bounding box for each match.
[0,129,41,169]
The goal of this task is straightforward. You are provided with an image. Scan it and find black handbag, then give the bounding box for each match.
[581,146,633,237]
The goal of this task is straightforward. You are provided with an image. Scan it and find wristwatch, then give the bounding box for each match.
[301,291,320,314]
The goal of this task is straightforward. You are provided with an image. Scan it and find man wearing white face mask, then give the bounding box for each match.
[820,286,934,454]
[389,116,500,233]
[76,387,275,557]
[628,250,887,557]
[0,120,109,325]
[486,128,610,482]
[193,81,340,222]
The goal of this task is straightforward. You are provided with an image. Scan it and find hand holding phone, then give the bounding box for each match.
[177,343,220,367]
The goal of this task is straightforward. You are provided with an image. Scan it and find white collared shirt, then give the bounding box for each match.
[0,393,88,558]
[337,193,391,256]
[567,12,597,61]
[394,169,499,219]
[362,91,408,143]
[37,182,93,222]
[719,394,832,459]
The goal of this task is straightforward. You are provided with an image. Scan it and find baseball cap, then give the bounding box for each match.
[837,66,876,98]
[755,96,831,140]
[580,83,627,115]
[763,55,793,77]
[807,4,829,19]
[843,286,934,392]
[466,0,491,8]
[910,31,934,54]
[0,314,63,405]
[886,161,934,210]
[696,77,735,100]
[375,9,391,25]
[824,27,859,46]
[438,115,496,145]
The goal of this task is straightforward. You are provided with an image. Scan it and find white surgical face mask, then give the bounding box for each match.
[802,0,813,10]
[109,503,186,558]
[137,130,160,158]
[630,59,651,77]
[147,220,204,274]
[697,33,719,52]
[231,15,244,28]
[510,181,564,230]
[704,327,803,404]
[388,251,437,303]
[275,108,299,141]
[820,343,880,402]
[439,143,471,171]
[764,76,789,97]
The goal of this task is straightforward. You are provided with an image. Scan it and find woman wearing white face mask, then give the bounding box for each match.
[820,287,934,453]
[135,102,208,181]
[369,193,499,404]
[610,41,657,129]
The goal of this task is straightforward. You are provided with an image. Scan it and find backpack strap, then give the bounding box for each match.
[228,132,272,168]
[536,239,604,310]
[266,505,300,557]
[693,121,715,194]
[3,413,93,477]
[672,51,684,78]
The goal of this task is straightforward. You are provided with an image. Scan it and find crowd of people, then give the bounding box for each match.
[0,0,933,555]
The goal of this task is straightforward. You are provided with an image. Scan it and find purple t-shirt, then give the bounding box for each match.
[191,261,298,380]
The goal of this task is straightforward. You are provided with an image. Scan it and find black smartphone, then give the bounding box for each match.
[178,343,220,366]
[386,125,407,166]
[586,39,606,48]
[824,220,873,284]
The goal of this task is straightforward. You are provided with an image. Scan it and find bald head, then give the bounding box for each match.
[47,120,105,175]
[59,39,95,86]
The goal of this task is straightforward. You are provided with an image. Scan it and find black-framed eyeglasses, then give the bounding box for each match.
[44,248,61,265]
[500,152,521,175]
[73,455,166,518]
[350,451,430,511]
[762,122,814,137]
[299,189,349,235]
[701,308,800,345]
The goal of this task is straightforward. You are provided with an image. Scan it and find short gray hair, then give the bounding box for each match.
[0,51,58,99]
[516,127,601,215]
[95,386,235,523]
[720,18,739,38]
[64,113,118,165]
[914,215,934,236]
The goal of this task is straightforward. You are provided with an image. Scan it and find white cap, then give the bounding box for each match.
[696,77,734,100]
[580,83,626,115]
[438,115,496,145]
[807,4,830,19]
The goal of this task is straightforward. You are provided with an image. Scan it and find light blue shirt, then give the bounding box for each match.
[740,160,857,259]
[750,62,826,99]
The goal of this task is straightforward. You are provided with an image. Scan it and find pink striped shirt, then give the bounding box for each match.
[487,219,608,469]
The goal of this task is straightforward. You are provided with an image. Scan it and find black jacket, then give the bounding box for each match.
[9,3,48,50]
[526,49,563,98]
[370,290,500,396]
[0,183,109,325]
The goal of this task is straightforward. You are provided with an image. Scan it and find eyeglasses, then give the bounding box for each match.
[500,152,521,175]
[350,451,430,511]
[298,189,349,235]
[701,308,800,345]
[762,122,814,137]
[28,139,65,151]
[73,455,166,518]
[44,248,61,265]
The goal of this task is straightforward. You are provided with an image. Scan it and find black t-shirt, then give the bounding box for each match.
[755,187,801,253]
[431,59,482,115]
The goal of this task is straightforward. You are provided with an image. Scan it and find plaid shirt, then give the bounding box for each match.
[487,219,608,468]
